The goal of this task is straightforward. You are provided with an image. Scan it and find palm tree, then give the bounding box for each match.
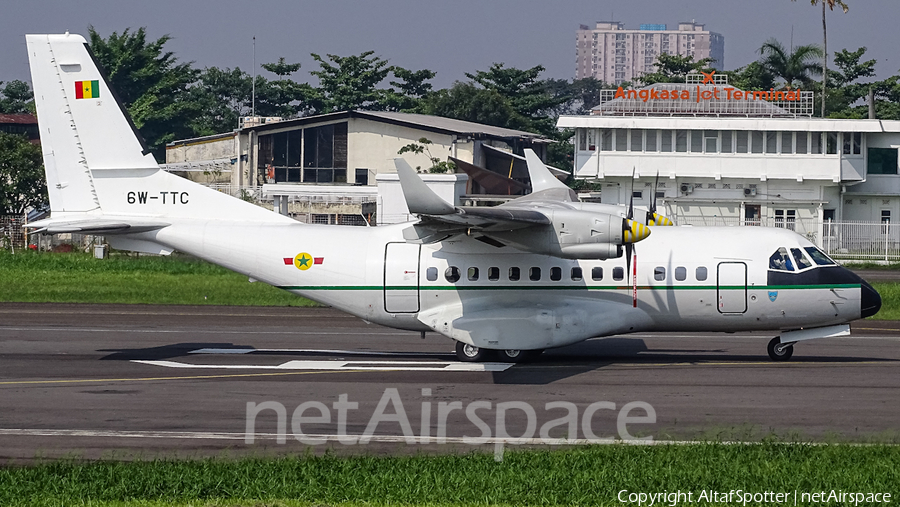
[793,0,849,116]
[758,39,823,89]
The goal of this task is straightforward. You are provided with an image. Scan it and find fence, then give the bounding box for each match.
[676,215,900,262]
[1,215,26,250]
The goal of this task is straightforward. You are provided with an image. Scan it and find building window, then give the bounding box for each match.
[265,130,303,182]
[796,132,808,154]
[675,130,688,152]
[661,130,673,152]
[775,209,796,231]
[704,130,718,153]
[508,267,521,281]
[578,130,587,151]
[630,129,643,151]
[811,132,823,154]
[882,210,891,233]
[868,148,899,175]
[751,131,764,153]
[736,131,749,153]
[646,130,658,152]
[601,129,613,151]
[826,132,838,154]
[690,131,703,153]
[721,131,733,153]
[853,132,862,155]
[303,123,348,183]
[781,132,793,154]
[587,129,596,150]
[842,132,852,155]
[765,131,777,154]
[615,129,628,151]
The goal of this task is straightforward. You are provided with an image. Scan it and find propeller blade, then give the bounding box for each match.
[626,167,635,220]
[645,171,675,226]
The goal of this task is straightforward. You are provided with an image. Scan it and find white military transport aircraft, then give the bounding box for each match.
[24,33,881,363]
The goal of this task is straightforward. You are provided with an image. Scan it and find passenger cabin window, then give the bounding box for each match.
[696,267,708,281]
[675,267,687,281]
[426,267,438,281]
[445,266,461,283]
[613,267,625,281]
[592,267,603,281]
[488,267,500,281]
[768,247,794,272]
[529,267,542,281]
[571,267,583,281]
[467,267,479,281]
[790,248,813,270]
[804,247,836,266]
[509,267,520,281]
[654,267,666,281]
[550,267,562,281]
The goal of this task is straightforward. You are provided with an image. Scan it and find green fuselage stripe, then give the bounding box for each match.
[277,284,860,291]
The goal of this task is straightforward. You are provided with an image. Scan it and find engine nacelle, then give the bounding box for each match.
[486,208,633,259]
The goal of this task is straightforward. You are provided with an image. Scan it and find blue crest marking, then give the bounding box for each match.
[768,291,778,302]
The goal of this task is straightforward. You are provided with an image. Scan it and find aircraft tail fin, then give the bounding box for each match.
[25,33,291,225]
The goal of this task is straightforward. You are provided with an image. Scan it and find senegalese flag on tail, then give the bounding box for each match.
[75,80,100,99]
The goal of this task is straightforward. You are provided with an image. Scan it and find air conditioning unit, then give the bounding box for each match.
[680,183,694,194]
[743,188,757,197]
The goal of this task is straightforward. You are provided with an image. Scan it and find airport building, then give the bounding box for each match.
[576,21,724,84]
[165,110,553,224]
[558,74,900,260]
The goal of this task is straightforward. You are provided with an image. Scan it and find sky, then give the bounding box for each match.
[2,0,899,89]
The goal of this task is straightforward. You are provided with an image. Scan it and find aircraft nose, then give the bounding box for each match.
[860,279,882,319]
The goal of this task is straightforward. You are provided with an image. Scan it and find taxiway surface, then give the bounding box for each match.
[0,303,898,462]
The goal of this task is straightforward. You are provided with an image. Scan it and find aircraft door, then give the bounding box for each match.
[717,262,747,313]
[383,243,420,313]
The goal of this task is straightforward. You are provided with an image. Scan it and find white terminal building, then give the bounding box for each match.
[576,21,725,84]
[558,74,900,260]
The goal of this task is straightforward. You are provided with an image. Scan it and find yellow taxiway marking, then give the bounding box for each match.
[0,369,375,386]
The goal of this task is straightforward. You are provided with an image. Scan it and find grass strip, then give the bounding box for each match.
[0,251,316,307]
[0,444,897,506]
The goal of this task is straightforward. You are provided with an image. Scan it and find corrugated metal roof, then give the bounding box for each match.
[357,111,546,139]
[0,113,37,124]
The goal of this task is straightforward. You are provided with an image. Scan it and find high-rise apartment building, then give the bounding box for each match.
[576,21,725,84]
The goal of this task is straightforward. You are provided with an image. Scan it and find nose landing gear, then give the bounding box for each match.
[767,336,794,361]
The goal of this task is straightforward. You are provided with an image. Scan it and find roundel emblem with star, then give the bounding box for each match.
[294,252,313,270]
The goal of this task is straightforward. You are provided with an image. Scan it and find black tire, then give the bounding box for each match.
[767,336,794,361]
[455,341,493,362]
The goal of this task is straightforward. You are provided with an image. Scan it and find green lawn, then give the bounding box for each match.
[0,444,896,507]
[0,251,316,306]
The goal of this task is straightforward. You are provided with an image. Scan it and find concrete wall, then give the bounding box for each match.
[165,134,236,185]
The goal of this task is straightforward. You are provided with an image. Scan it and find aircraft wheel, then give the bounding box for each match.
[455,341,493,362]
[497,349,544,363]
[767,336,794,362]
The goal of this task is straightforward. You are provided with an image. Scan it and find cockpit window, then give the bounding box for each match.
[768,247,794,271]
[790,248,813,270]
[804,247,836,266]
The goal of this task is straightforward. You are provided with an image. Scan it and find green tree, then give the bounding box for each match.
[385,67,436,111]
[87,26,199,159]
[792,0,849,116]
[464,63,563,135]
[261,57,301,77]
[826,46,876,116]
[0,80,34,114]
[188,67,254,135]
[397,137,455,173]
[723,61,776,91]
[307,51,393,113]
[0,132,46,214]
[639,54,714,84]
[416,82,525,130]
[758,39,823,88]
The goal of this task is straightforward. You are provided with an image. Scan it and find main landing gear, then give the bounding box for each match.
[454,341,543,363]
[767,336,794,362]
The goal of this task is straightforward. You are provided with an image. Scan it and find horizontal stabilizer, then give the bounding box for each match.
[25,217,169,235]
